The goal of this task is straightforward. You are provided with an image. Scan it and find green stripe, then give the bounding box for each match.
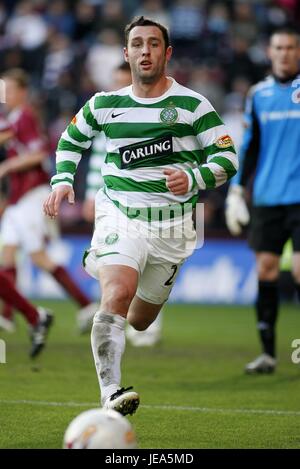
[105,190,198,222]
[67,124,91,143]
[186,168,197,190]
[57,138,84,154]
[94,95,201,112]
[104,175,168,193]
[203,143,236,158]
[82,249,89,267]
[105,150,204,169]
[103,122,194,139]
[51,176,74,186]
[56,161,77,175]
[83,101,102,132]
[199,167,216,189]
[193,111,223,135]
[95,252,120,258]
[208,156,237,179]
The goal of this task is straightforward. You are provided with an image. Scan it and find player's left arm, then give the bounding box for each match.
[0,129,13,145]
[0,149,47,179]
[184,98,238,192]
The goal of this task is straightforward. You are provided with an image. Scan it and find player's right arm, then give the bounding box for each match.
[43,94,103,218]
[225,88,260,235]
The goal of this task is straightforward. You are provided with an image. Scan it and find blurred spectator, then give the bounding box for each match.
[42,32,74,90]
[188,63,225,115]
[134,0,171,30]
[5,0,47,77]
[44,0,75,37]
[170,0,205,59]
[73,0,98,44]
[86,28,123,90]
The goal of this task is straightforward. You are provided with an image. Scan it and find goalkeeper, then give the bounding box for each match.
[225,27,300,374]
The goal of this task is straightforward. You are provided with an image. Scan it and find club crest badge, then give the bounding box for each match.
[105,233,119,245]
[160,103,178,125]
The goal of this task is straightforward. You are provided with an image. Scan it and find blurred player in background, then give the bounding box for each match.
[44,16,238,416]
[225,27,300,374]
[0,68,96,329]
[0,271,52,357]
[80,61,163,346]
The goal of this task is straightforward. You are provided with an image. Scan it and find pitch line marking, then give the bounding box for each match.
[0,399,300,416]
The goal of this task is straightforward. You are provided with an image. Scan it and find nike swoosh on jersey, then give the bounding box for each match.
[111,112,126,118]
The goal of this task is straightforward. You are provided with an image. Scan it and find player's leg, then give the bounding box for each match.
[0,244,18,326]
[91,264,140,415]
[292,252,300,300]
[127,260,182,347]
[0,272,53,357]
[246,206,285,374]
[126,309,163,346]
[30,250,91,308]
[0,207,19,325]
[13,184,91,309]
[290,205,300,301]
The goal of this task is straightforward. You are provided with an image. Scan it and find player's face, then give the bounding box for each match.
[124,26,172,84]
[269,33,300,78]
[3,78,26,111]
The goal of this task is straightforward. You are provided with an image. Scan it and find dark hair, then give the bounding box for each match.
[124,16,170,49]
[1,68,29,88]
[270,26,300,45]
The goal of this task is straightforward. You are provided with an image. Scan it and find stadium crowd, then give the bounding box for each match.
[0,0,299,233]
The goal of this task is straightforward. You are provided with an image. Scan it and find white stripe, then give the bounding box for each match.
[207,151,239,171]
[102,161,197,182]
[203,161,227,186]
[199,125,229,148]
[105,187,197,206]
[192,167,206,190]
[52,172,74,182]
[102,107,195,125]
[61,128,92,150]
[56,152,80,165]
[1,399,299,417]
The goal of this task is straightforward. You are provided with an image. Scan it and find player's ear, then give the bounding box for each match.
[124,47,129,63]
[166,46,172,63]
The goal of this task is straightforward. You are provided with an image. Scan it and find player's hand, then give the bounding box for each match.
[82,198,95,223]
[43,185,75,218]
[164,168,189,195]
[225,185,250,235]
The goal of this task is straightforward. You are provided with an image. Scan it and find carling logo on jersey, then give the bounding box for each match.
[119,135,173,169]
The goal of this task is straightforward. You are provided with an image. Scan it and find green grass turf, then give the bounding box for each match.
[0,301,300,449]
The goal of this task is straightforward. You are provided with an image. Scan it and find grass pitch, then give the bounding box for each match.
[0,301,300,449]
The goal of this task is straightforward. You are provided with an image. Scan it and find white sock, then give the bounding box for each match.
[91,310,125,405]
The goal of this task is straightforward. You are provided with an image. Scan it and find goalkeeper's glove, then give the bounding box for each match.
[225,185,250,236]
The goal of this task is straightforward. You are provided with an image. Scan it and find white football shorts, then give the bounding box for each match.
[83,190,196,304]
[1,184,58,254]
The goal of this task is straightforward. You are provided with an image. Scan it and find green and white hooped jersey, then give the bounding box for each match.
[85,132,106,200]
[52,78,238,225]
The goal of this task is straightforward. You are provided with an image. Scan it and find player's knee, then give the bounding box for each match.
[101,282,135,312]
[257,255,279,280]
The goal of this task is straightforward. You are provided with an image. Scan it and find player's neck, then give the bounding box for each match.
[132,76,172,98]
[273,69,300,83]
